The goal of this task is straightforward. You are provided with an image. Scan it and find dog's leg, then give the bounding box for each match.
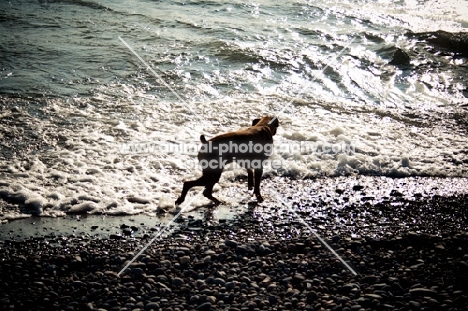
[175,174,212,205]
[175,179,198,205]
[202,184,222,205]
[253,168,264,202]
[175,170,223,205]
[202,169,223,204]
[247,168,254,190]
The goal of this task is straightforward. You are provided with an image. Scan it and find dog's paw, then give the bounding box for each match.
[256,195,264,203]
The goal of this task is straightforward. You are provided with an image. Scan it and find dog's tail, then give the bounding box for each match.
[200,135,207,144]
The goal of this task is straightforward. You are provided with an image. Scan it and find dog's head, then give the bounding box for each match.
[252,116,279,136]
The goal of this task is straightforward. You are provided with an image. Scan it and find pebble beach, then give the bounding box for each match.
[1,177,467,311]
[1,1,468,310]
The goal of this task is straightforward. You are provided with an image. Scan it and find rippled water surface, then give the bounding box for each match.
[0,0,467,219]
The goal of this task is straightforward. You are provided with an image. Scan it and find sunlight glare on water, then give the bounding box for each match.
[0,0,467,219]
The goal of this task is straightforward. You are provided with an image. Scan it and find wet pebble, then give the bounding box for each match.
[1,197,467,311]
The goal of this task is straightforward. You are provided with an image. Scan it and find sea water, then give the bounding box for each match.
[0,0,467,220]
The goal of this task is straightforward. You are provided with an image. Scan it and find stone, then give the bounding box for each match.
[180,256,190,264]
[225,239,238,248]
[196,302,211,311]
[226,282,235,290]
[45,265,56,274]
[409,288,438,298]
[214,278,226,286]
[132,268,144,277]
[146,302,160,310]
[172,277,185,287]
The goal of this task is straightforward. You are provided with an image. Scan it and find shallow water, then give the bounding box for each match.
[0,0,467,219]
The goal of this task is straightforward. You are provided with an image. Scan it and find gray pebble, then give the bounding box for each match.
[172,277,185,287]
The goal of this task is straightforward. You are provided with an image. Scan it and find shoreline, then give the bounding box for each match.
[1,175,468,241]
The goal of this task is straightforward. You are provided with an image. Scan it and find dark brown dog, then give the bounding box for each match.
[175,116,279,205]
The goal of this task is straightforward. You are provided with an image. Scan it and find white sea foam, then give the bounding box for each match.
[69,202,98,213]
[0,102,465,220]
[2,91,464,221]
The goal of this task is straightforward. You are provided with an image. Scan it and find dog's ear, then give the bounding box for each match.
[252,118,261,126]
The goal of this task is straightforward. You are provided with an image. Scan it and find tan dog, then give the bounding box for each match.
[175,116,279,205]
